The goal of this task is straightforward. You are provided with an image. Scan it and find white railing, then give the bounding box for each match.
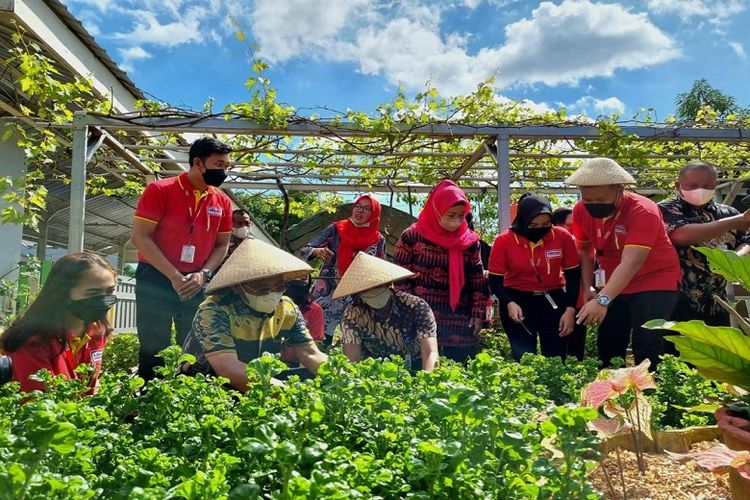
[114,276,137,333]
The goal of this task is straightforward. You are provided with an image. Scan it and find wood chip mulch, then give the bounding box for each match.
[588,441,731,499]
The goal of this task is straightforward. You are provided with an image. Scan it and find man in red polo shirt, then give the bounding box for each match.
[131,137,233,381]
[567,158,681,369]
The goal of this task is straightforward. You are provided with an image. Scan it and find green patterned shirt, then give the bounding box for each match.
[182,291,313,375]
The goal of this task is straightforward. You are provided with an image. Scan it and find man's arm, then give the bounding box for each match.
[292,342,328,375]
[206,351,250,392]
[203,233,231,271]
[419,337,439,372]
[131,218,186,291]
[342,342,363,363]
[579,240,596,302]
[599,246,650,300]
[669,212,750,246]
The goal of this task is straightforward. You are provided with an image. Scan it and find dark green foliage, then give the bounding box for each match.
[101,333,139,375]
[650,355,731,430]
[0,348,602,499]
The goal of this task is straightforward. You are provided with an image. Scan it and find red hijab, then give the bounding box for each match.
[411,180,478,312]
[333,195,382,276]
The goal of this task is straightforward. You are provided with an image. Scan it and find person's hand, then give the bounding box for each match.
[576,299,608,327]
[469,318,484,336]
[559,307,576,337]
[582,287,596,303]
[507,302,524,323]
[313,247,334,262]
[175,272,205,300]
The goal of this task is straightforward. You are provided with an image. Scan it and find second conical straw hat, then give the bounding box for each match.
[565,157,636,186]
[206,238,312,294]
[332,252,414,300]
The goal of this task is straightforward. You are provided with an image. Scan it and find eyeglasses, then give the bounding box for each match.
[240,281,287,295]
[353,204,372,212]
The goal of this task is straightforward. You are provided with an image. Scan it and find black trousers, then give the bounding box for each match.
[671,294,730,327]
[597,290,679,369]
[440,345,481,364]
[135,263,204,381]
[566,320,587,361]
[499,289,568,361]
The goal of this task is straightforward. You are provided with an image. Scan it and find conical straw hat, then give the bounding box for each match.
[205,238,312,293]
[565,157,636,186]
[332,253,414,300]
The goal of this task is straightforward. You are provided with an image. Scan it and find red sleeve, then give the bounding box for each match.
[572,203,590,242]
[304,303,325,341]
[623,201,661,249]
[134,182,165,224]
[561,229,580,269]
[218,195,233,233]
[10,341,63,393]
[488,232,507,275]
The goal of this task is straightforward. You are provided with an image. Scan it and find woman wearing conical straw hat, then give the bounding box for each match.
[181,239,328,391]
[333,253,439,372]
[300,195,386,345]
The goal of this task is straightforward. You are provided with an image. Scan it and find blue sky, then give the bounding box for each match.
[61,0,750,121]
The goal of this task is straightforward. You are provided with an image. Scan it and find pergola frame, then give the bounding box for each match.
[66,111,750,253]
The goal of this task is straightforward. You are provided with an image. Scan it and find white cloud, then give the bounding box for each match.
[729,41,746,59]
[463,0,482,9]
[567,96,626,115]
[245,0,678,96]
[250,0,372,62]
[486,0,679,88]
[646,0,745,23]
[109,5,219,48]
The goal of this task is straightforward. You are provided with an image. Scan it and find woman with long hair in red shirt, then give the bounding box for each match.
[0,252,117,393]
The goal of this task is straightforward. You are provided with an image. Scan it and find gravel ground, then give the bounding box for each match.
[589,441,731,499]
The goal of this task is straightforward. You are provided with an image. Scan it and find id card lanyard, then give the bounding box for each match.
[527,241,558,310]
[593,211,623,289]
[181,189,209,264]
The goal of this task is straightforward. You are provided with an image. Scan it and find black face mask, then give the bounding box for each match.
[202,168,227,187]
[525,226,552,243]
[584,203,616,218]
[69,294,117,322]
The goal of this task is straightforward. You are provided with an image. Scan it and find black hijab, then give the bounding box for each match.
[510,193,552,242]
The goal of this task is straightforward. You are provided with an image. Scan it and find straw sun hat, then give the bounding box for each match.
[565,157,636,186]
[331,253,414,300]
[205,238,312,294]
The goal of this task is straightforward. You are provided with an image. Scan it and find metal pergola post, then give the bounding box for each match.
[68,111,88,253]
[496,135,511,231]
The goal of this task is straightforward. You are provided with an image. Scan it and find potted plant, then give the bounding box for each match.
[646,246,750,498]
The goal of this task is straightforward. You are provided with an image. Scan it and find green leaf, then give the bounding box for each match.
[646,320,750,390]
[48,421,77,454]
[694,246,750,290]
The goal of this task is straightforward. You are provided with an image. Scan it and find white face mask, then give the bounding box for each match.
[232,226,250,239]
[359,286,392,310]
[241,291,283,313]
[679,187,715,207]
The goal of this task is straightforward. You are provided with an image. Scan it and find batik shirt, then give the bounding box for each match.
[300,224,386,338]
[182,292,313,375]
[340,291,436,359]
[659,196,750,316]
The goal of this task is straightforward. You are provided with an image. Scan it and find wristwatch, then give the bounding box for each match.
[595,294,611,307]
[201,268,213,281]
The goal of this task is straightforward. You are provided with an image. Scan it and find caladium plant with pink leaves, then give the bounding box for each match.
[581,359,656,475]
[666,444,750,480]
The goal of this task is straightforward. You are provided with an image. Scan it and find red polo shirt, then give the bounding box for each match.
[9,323,108,394]
[488,226,579,292]
[572,191,680,295]
[134,173,232,273]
